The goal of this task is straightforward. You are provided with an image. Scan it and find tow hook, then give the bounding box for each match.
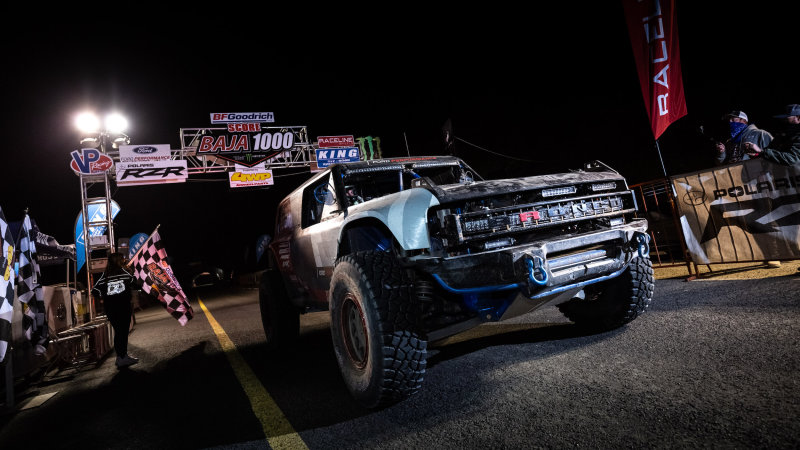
[525,255,548,286]
[633,232,650,258]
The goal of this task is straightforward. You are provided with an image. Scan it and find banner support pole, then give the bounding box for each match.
[655,139,668,178]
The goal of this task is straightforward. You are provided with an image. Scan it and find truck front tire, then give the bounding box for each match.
[329,250,427,409]
[557,256,654,331]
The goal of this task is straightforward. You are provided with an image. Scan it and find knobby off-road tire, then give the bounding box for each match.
[329,250,427,409]
[558,256,655,332]
[259,268,300,353]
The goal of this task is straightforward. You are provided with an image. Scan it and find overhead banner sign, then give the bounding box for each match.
[315,147,360,168]
[670,159,800,264]
[623,0,687,139]
[116,160,188,186]
[317,135,355,148]
[195,128,296,167]
[229,164,274,188]
[210,112,274,124]
[119,144,172,163]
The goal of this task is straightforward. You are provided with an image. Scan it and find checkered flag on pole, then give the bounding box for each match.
[0,206,16,363]
[16,213,48,355]
[128,227,193,326]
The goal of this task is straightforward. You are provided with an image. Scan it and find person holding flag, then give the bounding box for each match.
[92,252,139,368]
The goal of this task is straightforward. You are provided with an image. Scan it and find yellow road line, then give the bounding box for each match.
[198,297,308,450]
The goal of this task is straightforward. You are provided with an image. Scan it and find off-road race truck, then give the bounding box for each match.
[259,156,654,408]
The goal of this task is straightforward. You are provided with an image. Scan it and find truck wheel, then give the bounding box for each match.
[259,269,300,352]
[557,256,654,331]
[329,250,427,409]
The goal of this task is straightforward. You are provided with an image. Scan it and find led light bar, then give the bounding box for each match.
[541,186,577,197]
[591,182,617,192]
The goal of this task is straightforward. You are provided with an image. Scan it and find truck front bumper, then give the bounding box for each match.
[411,220,649,298]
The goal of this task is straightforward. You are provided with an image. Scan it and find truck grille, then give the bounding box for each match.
[439,193,634,245]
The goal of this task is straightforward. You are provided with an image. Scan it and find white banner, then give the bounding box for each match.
[119,144,172,163]
[116,160,188,186]
[671,158,800,264]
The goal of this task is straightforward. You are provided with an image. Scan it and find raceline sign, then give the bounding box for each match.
[210,112,275,124]
[116,160,188,186]
[671,158,800,264]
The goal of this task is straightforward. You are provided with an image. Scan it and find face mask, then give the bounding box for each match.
[730,122,748,142]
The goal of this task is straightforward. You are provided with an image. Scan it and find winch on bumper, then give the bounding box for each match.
[411,220,650,298]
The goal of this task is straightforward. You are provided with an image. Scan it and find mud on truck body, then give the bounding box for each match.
[260,156,654,408]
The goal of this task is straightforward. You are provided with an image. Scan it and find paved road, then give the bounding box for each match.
[1,272,798,449]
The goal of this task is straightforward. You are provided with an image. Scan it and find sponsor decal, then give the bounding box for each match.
[210,112,275,124]
[229,164,274,188]
[196,130,295,167]
[317,135,355,148]
[356,136,382,160]
[116,160,188,186]
[3,245,13,281]
[119,144,172,162]
[315,147,360,168]
[70,148,114,174]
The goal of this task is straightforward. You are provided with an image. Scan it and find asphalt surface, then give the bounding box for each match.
[1,265,799,449]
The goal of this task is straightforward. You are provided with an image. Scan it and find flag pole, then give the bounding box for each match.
[126,224,160,267]
[655,139,668,178]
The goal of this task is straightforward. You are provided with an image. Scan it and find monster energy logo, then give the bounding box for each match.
[356,136,382,160]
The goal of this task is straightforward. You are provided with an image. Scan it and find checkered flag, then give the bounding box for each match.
[0,206,16,363]
[16,214,48,355]
[128,228,193,326]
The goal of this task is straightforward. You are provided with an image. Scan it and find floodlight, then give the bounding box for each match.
[105,113,128,134]
[75,112,100,133]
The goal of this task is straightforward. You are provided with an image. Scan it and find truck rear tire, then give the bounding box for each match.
[259,268,300,353]
[329,250,427,409]
[557,256,654,331]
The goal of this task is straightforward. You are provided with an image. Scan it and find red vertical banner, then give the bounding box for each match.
[623,0,687,139]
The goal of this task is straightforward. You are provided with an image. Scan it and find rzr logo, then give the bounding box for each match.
[119,167,186,179]
[700,195,800,243]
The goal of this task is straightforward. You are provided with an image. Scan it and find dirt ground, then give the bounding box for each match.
[654,259,800,281]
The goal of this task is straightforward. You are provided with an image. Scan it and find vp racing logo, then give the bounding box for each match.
[699,176,800,243]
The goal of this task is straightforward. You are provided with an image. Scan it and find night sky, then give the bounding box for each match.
[1,2,798,277]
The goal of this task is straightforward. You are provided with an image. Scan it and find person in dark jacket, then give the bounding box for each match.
[92,252,139,368]
[745,104,800,165]
[714,110,773,165]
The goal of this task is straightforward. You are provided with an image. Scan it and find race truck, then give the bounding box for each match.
[259,156,654,408]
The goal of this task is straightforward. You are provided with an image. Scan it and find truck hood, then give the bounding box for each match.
[423,171,627,203]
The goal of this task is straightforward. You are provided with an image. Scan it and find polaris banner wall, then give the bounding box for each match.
[623,0,687,139]
[670,159,800,264]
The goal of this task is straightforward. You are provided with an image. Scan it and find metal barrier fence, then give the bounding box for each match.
[630,178,696,276]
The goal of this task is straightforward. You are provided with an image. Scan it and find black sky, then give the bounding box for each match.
[1,2,798,273]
